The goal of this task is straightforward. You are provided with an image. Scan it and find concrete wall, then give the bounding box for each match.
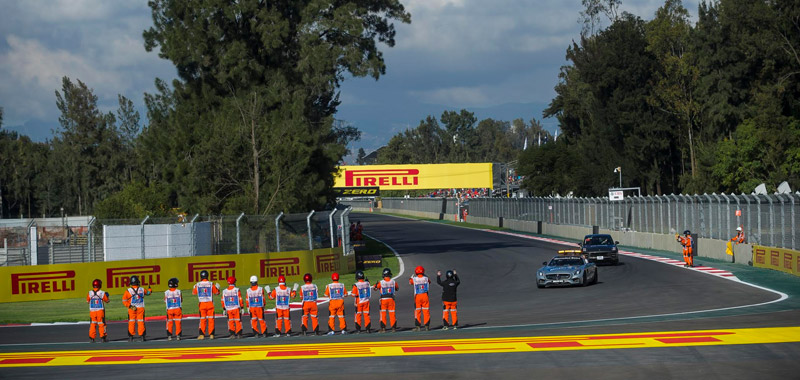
[378,208,750,263]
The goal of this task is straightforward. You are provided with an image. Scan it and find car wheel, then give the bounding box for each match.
[581,272,588,287]
[537,283,545,289]
[592,270,598,284]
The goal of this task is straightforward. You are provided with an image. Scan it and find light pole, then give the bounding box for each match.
[613,167,622,188]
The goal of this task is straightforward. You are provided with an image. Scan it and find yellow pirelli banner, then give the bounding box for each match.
[334,163,493,190]
[752,245,800,277]
[0,249,355,303]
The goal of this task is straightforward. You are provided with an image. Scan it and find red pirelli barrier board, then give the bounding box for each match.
[0,248,353,303]
[752,245,800,277]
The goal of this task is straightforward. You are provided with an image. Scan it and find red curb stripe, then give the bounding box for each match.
[85,356,143,362]
[402,346,455,353]
[528,341,582,348]
[0,358,53,364]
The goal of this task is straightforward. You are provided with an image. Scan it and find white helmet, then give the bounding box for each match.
[249,275,258,283]
[736,227,742,231]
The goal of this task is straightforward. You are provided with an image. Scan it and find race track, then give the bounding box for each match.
[1,213,799,379]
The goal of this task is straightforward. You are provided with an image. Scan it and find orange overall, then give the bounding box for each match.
[325,282,347,332]
[193,280,220,337]
[678,235,694,267]
[352,280,372,332]
[122,286,150,337]
[410,274,431,327]
[300,283,319,334]
[164,288,183,337]
[87,288,109,340]
[269,285,296,334]
[221,286,243,335]
[375,277,399,330]
[731,230,745,244]
[246,286,267,335]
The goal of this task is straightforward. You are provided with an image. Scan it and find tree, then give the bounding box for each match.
[53,77,126,215]
[356,148,366,165]
[141,0,409,214]
[645,0,701,190]
[541,13,678,196]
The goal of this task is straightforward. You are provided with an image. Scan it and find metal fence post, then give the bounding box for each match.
[275,212,284,252]
[341,207,352,255]
[190,214,199,256]
[710,194,718,239]
[767,195,775,247]
[756,195,762,245]
[776,194,786,248]
[306,210,316,250]
[329,209,338,248]
[721,193,731,235]
[742,194,750,243]
[235,212,245,254]
[87,217,96,262]
[140,215,150,259]
[791,193,797,250]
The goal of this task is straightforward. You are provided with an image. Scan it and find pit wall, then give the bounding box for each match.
[0,248,354,303]
[378,210,755,264]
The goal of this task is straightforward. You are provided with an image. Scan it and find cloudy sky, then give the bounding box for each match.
[0,0,699,151]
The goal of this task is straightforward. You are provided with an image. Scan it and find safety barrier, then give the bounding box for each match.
[0,248,355,303]
[753,245,800,277]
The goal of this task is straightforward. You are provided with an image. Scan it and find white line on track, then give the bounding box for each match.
[0,215,788,338]
[363,233,405,281]
[372,213,790,330]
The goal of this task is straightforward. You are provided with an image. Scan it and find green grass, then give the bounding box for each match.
[0,236,398,324]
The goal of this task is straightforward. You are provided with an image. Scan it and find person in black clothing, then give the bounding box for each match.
[436,269,460,330]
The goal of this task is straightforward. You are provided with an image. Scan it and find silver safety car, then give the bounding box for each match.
[536,250,598,288]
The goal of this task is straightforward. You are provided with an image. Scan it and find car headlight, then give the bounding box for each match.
[538,272,543,277]
[574,270,581,275]
[612,247,618,252]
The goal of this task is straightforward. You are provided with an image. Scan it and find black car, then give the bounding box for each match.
[580,234,619,265]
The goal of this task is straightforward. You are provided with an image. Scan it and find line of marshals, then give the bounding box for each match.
[86,266,460,343]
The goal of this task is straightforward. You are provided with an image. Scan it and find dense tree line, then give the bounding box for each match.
[376,0,799,198]
[377,109,551,165]
[0,0,410,219]
[521,0,800,197]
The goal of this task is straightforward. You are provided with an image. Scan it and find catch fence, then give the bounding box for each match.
[0,207,354,266]
[373,194,799,250]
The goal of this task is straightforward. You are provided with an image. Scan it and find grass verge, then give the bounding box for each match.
[0,236,399,324]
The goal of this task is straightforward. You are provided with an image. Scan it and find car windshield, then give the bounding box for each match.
[549,258,584,266]
[586,235,612,245]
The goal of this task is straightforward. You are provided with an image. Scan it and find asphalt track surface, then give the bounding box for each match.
[1,213,799,379]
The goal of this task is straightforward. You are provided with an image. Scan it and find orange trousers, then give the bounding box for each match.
[226,308,242,334]
[354,301,371,331]
[275,308,291,333]
[198,302,215,336]
[414,294,430,327]
[250,307,266,334]
[683,248,694,267]
[379,298,396,329]
[166,309,182,336]
[302,302,319,333]
[89,310,106,339]
[442,301,458,326]
[328,299,346,331]
[127,307,145,337]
